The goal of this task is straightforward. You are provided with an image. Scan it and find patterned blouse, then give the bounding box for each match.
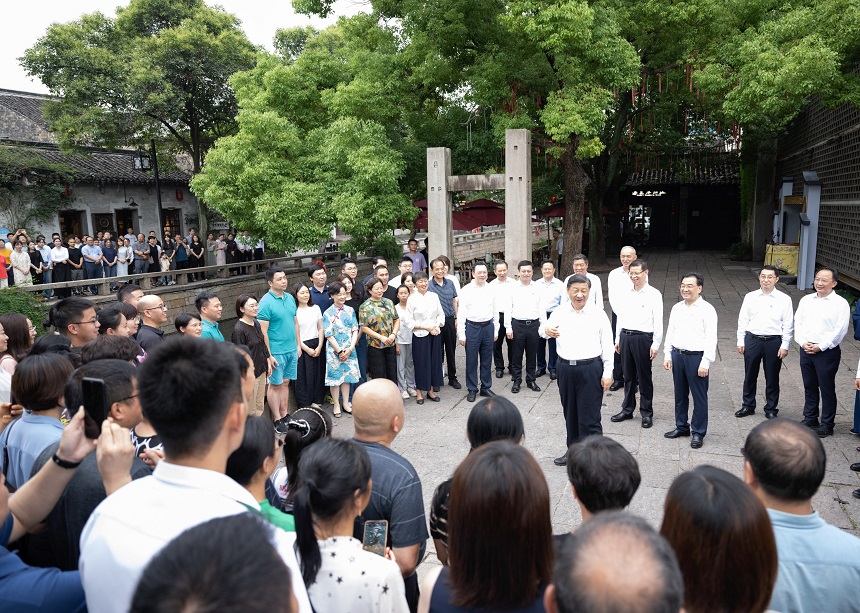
[359,298,399,349]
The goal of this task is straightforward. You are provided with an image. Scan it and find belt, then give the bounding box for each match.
[675,349,704,356]
[513,318,538,325]
[746,332,780,341]
[466,319,493,327]
[621,329,652,336]
[560,356,600,366]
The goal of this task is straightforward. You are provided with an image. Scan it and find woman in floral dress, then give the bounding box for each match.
[322,281,360,417]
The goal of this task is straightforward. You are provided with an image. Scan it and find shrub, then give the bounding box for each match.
[0,287,50,335]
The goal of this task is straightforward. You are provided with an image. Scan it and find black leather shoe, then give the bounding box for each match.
[479,389,495,397]
[495,368,504,379]
[734,407,756,418]
[467,390,477,402]
[641,416,653,428]
[801,419,820,429]
[690,433,704,449]
[511,383,521,393]
[449,378,462,390]
[609,380,624,391]
[553,455,567,466]
[427,394,441,402]
[849,462,860,472]
[527,381,541,392]
[853,489,860,500]
[814,425,833,438]
[611,411,634,423]
[765,411,778,419]
[549,371,558,380]
[664,428,690,439]
[535,369,546,378]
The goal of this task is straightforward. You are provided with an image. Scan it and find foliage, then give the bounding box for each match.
[19,0,258,239]
[0,147,76,230]
[0,288,50,335]
[726,241,753,261]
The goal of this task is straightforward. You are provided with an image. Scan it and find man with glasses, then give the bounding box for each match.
[735,265,795,420]
[793,267,850,437]
[136,295,169,352]
[50,297,100,347]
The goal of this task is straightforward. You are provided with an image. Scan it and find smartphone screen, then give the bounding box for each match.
[81,377,107,439]
[362,519,388,557]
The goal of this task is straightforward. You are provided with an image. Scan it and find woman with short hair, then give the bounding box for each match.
[404,272,444,404]
[359,277,400,385]
[322,282,360,417]
[174,313,203,337]
[231,294,272,417]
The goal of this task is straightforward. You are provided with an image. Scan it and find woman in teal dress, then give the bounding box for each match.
[323,281,360,417]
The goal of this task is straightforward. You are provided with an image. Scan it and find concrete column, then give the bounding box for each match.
[798,171,822,290]
[427,147,453,261]
[504,129,532,267]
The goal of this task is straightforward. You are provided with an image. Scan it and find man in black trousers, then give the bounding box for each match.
[428,258,461,390]
[505,261,546,394]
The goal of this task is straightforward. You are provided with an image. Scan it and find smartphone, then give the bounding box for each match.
[362,519,389,557]
[81,377,108,439]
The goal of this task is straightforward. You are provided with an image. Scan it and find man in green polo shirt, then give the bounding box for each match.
[196,291,224,342]
[258,267,301,431]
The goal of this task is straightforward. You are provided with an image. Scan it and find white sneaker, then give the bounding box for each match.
[311,403,321,409]
[407,388,417,397]
[401,390,410,400]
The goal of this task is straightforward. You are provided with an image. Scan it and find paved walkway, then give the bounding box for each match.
[328,250,860,570]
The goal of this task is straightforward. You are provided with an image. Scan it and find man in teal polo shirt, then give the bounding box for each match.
[258,267,301,431]
[196,291,224,342]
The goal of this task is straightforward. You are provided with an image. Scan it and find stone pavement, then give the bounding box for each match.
[327,250,860,573]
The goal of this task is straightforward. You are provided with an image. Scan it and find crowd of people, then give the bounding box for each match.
[0,242,858,612]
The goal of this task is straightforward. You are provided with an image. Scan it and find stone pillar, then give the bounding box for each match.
[504,129,532,267]
[798,171,822,290]
[427,147,453,261]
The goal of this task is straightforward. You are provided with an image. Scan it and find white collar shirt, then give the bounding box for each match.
[508,280,546,323]
[607,266,633,313]
[536,276,565,313]
[793,291,850,351]
[542,303,614,378]
[562,272,603,309]
[456,281,499,340]
[615,283,664,350]
[736,288,795,350]
[50,246,69,263]
[489,277,516,314]
[664,297,718,369]
[404,290,445,338]
[79,460,312,613]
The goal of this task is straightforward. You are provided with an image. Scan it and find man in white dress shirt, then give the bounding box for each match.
[491,260,516,378]
[735,265,795,419]
[563,253,603,310]
[536,259,565,380]
[542,274,614,466]
[663,272,718,449]
[506,260,547,393]
[607,246,637,390]
[610,259,663,429]
[457,262,499,402]
[78,337,312,613]
[793,267,850,437]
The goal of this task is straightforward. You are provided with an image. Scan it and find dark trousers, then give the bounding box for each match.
[349,334,369,402]
[405,572,419,613]
[493,311,513,371]
[413,333,443,391]
[440,314,457,380]
[295,338,324,408]
[611,312,623,381]
[620,331,654,417]
[511,319,540,384]
[465,321,494,393]
[672,350,709,436]
[557,359,604,446]
[853,390,860,433]
[799,346,840,428]
[84,261,102,293]
[367,345,398,384]
[537,311,558,374]
[742,333,783,412]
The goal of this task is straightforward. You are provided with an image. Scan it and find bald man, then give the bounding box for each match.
[545,512,683,613]
[352,379,428,612]
[136,295,168,352]
[607,246,637,390]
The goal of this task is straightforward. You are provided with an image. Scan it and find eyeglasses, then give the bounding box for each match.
[118,393,138,403]
[759,275,777,280]
[71,318,99,326]
[145,304,168,311]
[679,284,697,289]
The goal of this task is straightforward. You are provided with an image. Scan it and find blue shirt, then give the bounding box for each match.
[0,413,64,490]
[310,284,333,313]
[200,319,224,342]
[258,290,298,355]
[767,508,860,613]
[428,277,458,318]
[0,515,87,612]
[405,252,428,271]
[81,244,102,264]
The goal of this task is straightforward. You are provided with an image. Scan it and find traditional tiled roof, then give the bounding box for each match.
[624,157,740,186]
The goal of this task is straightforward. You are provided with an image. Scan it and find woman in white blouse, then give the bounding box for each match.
[294,438,409,613]
[50,237,71,298]
[117,238,132,278]
[405,271,444,403]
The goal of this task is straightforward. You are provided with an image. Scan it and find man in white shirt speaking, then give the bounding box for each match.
[735,265,794,419]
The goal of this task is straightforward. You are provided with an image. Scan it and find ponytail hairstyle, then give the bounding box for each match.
[292,439,371,588]
[282,407,332,504]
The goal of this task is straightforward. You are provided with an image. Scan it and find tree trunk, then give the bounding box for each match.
[560,140,590,275]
